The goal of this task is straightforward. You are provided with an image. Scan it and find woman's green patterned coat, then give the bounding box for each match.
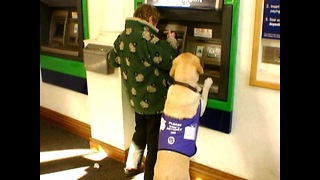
[108,17,178,115]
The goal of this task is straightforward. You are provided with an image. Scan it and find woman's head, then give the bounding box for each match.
[133,4,160,26]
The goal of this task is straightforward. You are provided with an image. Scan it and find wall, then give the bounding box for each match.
[83,0,135,151]
[39,0,280,179]
[40,69,90,124]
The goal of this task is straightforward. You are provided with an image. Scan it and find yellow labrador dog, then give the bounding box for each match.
[154,52,213,180]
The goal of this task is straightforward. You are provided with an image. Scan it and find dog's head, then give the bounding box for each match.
[170,52,204,83]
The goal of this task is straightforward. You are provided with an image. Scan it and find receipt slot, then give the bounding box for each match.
[83,44,114,75]
[138,0,240,133]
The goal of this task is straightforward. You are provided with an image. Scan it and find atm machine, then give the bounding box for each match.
[40,0,88,94]
[139,0,240,133]
[40,0,84,62]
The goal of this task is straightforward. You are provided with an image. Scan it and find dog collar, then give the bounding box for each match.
[172,80,198,93]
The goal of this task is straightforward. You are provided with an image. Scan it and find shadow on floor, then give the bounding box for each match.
[40,118,142,180]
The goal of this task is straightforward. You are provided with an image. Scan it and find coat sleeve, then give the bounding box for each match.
[145,35,178,71]
[107,43,121,68]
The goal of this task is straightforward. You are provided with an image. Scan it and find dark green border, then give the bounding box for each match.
[82,0,89,39]
[134,0,143,10]
[207,0,240,111]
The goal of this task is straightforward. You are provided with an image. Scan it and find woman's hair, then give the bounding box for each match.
[133,4,160,25]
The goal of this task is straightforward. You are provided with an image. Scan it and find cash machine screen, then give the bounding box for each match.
[157,23,187,55]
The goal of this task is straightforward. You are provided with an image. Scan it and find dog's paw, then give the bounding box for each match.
[204,77,213,87]
[196,86,202,92]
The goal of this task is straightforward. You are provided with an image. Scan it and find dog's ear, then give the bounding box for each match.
[170,59,177,77]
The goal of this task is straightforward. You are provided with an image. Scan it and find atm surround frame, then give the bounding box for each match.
[135,0,240,133]
[143,0,240,112]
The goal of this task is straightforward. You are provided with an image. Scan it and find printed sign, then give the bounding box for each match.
[262,0,280,40]
[194,28,212,38]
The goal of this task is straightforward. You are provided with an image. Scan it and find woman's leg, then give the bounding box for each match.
[144,114,161,180]
[125,113,147,170]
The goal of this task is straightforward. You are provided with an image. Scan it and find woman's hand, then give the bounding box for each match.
[164,30,176,39]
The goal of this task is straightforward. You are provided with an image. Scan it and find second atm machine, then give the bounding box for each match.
[143,0,240,133]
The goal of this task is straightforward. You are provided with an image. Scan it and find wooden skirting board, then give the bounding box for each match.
[40,106,246,180]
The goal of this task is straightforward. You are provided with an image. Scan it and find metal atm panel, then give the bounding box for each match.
[143,0,239,134]
[154,5,231,102]
[185,37,221,95]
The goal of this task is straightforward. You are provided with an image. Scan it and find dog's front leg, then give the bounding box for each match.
[200,78,213,116]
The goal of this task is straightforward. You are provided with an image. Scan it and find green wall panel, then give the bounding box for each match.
[40,55,86,78]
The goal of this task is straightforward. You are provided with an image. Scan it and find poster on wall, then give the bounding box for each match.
[250,0,280,90]
[262,0,280,40]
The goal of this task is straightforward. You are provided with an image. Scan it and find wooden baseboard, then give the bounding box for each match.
[89,137,128,164]
[40,106,91,140]
[40,106,246,180]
